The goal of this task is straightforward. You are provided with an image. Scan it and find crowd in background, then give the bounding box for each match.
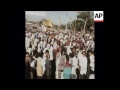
[25,27,95,79]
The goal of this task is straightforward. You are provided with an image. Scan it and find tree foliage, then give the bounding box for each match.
[54,24,58,29]
[39,21,43,27]
[60,24,66,30]
[67,11,94,31]
[67,22,72,30]
[28,21,37,24]
[77,11,94,30]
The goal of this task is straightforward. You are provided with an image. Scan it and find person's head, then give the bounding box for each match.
[80,48,83,53]
[76,48,79,53]
[69,53,74,58]
[82,51,86,57]
[25,52,30,62]
[89,51,92,55]
[50,43,53,47]
[89,51,94,55]
[75,53,78,58]
[38,52,43,58]
[72,47,76,53]
[62,48,66,55]
[45,50,49,57]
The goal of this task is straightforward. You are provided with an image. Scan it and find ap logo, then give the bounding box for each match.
[94,11,104,22]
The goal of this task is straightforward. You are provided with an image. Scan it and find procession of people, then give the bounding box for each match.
[25,26,95,79]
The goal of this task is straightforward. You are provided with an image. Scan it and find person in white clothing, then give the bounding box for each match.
[31,52,45,79]
[69,53,76,79]
[72,55,79,71]
[25,36,31,50]
[27,44,32,55]
[31,33,35,49]
[34,38,39,49]
[43,43,50,54]
[43,39,47,49]
[66,44,72,55]
[37,41,41,53]
[53,40,59,50]
[47,43,50,50]
[91,40,94,51]
[89,51,95,73]
[80,51,87,79]
[78,48,83,61]
[56,48,61,79]
[51,38,54,45]
[89,74,94,79]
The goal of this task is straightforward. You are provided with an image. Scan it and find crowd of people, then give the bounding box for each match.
[25,27,95,79]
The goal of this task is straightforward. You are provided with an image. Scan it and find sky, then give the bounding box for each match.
[25,11,79,25]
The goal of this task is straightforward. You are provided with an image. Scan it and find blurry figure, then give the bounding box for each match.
[89,51,95,74]
[44,50,52,79]
[80,51,87,79]
[35,52,44,79]
[25,52,31,79]
[89,74,94,79]
[25,35,30,50]
[58,49,66,78]
[56,48,61,79]
[62,55,72,79]
[27,43,32,55]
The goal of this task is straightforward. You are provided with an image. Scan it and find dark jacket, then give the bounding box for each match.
[45,59,52,78]
[25,62,31,79]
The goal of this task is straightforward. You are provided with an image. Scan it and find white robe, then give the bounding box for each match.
[37,42,41,53]
[34,38,38,47]
[90,54,94,72]
[27,47,32,55]
[78,51,83,65]
[67,45,71,55]
[55,52,61,79]
[80,56,87,75]
[25,37,30,50]
[49,46,53,60]
[43,41,46,49]
[89,74,95,79]
[72,57,79,69]
[53,42,58,50]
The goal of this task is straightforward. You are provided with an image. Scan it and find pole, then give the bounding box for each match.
[75,20,76,32]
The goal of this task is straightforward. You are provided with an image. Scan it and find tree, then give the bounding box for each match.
[60,24,66,30]
[54,24,58,30]
[67,22,72,30]
[39,21,43,27]
[77,11,94,33]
